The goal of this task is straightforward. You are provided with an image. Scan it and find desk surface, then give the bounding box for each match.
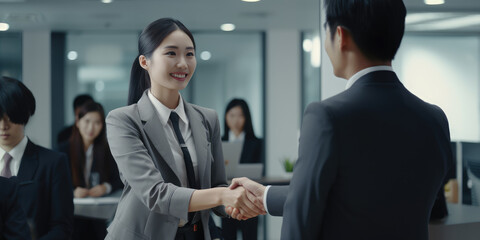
[430,203,480,226]
[74,190,122,220]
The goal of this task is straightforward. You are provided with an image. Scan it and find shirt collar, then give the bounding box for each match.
[0,136,28,162]
[228,131,245,142]
[345,65,394,90]
[148,90,189,127]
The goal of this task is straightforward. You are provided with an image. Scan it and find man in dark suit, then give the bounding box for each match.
[0,76,74,240]
[229,0,453,239]
[0,177,30,240]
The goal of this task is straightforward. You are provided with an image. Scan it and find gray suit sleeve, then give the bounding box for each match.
[280,102,338,240]
[106,109,194,222]
[266,185,289,216]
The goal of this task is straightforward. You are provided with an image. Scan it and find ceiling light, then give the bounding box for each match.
[67,51,78,61]
[303,39,313,52]
[424,0,445,5]
[95,81,105,92]
[405,12,457,25]
[242,0,261,2]
[220,23,236,32]
[0,23,10,31]
[409,14,480,31]
[200,51,212,61]
[102,0,113,3]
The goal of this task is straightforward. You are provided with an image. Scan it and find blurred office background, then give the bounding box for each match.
[1,0,480,239]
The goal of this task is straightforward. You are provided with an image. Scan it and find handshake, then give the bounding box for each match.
[223,177,267,220]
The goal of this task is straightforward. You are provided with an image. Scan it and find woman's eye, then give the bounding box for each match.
[187,52,195,57]
[166,51,176,56]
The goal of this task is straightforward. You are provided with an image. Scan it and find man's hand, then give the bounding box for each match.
[74,187,89,198]
[221,186,265,219]
[228,177,266,220]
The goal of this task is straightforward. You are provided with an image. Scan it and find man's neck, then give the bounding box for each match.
[341,54,391,80]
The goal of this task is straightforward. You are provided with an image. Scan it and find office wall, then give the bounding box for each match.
[393,35,480,142]
[23,31,52,148]
[265,29,301,239]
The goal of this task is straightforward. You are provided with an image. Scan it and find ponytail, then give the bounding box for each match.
[127,56,150,105]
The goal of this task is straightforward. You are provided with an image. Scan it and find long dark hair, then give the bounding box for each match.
[69,101,111,187]
[223,98,257,140]
[128,18,196,105]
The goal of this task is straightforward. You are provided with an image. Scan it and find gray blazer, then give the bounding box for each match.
[105,91,227,240]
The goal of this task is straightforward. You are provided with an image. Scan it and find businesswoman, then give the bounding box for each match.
[105,18,263,240]
[58,101,122,240]
[221,99,263,240]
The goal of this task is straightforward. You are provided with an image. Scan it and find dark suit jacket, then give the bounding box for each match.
[221,137,263,164]
[0,177,30,240]
[14,140,74,240]
[267,71,453,240]
[56,141,123,191]
[57,125,73,146]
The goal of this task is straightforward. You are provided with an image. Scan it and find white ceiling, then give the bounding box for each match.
[0,0,478,32]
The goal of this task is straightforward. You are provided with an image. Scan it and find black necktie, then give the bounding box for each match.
[170,111,200,225]
[169,111,198,189]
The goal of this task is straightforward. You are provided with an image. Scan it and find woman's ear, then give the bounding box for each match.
[139,55,148,70]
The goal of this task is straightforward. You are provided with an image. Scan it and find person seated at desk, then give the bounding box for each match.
[0,76,74,240]
[0,176,30,240]
[222,99,263,240]
[57,101,122,240]
[57,94,93,145]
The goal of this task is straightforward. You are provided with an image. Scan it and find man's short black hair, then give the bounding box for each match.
[0,76,36,125]
[73,94,93,110]
[325,0,406,61]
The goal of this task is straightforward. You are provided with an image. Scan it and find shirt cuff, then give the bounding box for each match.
[103,182,112,194]
[263,185,271,215]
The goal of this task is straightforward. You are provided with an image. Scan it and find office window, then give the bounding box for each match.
[189,32,265,138]
[301,31,321,115]
[64,32,138,124]
[0,32,22,79]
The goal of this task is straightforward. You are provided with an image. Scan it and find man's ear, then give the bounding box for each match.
[139,55,148,70]
[336,26,350,50]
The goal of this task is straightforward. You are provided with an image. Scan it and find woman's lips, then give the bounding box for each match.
[170,73,188,81]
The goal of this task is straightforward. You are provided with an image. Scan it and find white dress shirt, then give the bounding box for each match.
[0,136,28,176]
[148,90,199,188]
[345,65,394,90]
[228,130,245,143]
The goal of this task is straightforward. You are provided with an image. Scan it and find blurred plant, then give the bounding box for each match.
[281,157,296,172]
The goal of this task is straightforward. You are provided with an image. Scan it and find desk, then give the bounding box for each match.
[429,203,480,240]
[74,190,122,220]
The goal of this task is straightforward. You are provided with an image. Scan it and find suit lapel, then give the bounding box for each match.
[184,101,208,188]
[17,140,38,182]
[137,92,181,183]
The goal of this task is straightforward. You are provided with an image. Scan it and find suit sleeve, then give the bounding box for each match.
[280,102,339,240]
[39,154,74,240]
[207,111,228,217]
[106,110,195,222]
[266,185,289,216]
[1,179,31,240]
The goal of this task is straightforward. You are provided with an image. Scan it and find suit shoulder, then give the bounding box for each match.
[107,104,138,120]
[189,104,218,122]
[34,144,67,161]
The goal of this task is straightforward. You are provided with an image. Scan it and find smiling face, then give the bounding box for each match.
[76,111,103,145]
[141,29,197,94]
[0,115,25,151]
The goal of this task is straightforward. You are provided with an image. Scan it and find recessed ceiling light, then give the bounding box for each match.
[67,51,78,61]
[200,51,212,61]
[303,39,313,52]
[102,0,113,3]
[0,23,10,31]
[424,0,445,5]
[242,0,261,2]
[220,23,236,32]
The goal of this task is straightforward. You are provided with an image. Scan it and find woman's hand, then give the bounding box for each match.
[221,186,265,219]
[89,184,107,197]
[74,187,89,198]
